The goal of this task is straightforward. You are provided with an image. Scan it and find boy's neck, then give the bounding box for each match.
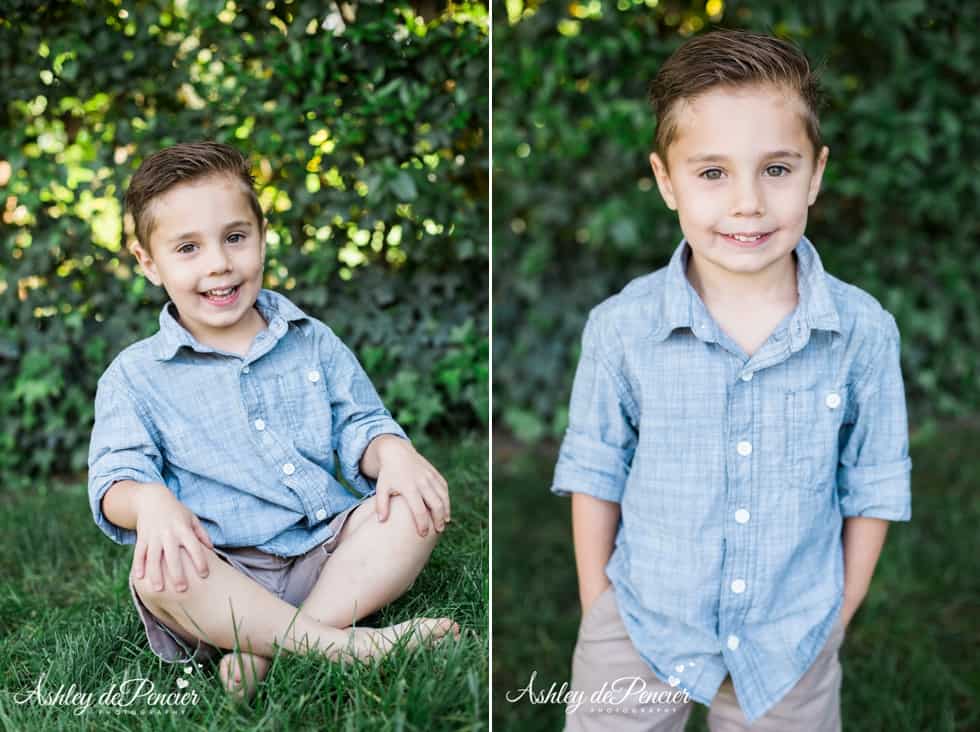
[178,305,268,356]
[686,248,799,309]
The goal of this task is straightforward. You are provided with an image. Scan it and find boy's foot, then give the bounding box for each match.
[218,651,270,702]
[348,617,460,661]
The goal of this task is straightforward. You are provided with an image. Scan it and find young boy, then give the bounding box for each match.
[88,141,458,700]
[551,30,911,731]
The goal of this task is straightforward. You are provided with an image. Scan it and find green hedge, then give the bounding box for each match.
[0,1,488,486]
[493,0,979,442]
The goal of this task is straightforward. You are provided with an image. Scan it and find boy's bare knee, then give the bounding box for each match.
[131,550,210,608]
[384,495,439,543]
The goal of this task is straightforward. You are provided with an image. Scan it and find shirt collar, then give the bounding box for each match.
[152,288,311,361]
[652,236,841,345]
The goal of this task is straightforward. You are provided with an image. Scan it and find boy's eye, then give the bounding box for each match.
[699,168,725,180]
[765,164,790,177]
[177,243,196,254]
[227,233,245,244]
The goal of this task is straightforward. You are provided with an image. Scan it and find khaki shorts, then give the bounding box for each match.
[564,586,846,732]
[129,501,363,664]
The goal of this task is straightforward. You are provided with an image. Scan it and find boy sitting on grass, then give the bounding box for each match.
[552,30,911,731]
[88,141,458,701]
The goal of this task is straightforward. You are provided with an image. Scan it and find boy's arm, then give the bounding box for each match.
[88,374,169,545]
[840,516,889,629]
[318,325,409,496]
[101,479,172,531]
[573,493,620,613]
[552,313,638,613]
[836,311,911,625]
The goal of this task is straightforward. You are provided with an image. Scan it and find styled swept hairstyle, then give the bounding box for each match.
[649,29,823,161]
[124,141,263,253]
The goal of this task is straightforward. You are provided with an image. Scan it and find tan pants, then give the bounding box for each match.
[564,587,845,732]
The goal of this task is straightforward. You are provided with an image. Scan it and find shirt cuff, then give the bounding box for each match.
[837,457,912,521]
[551,430,629,504]
[89,468,165,545]
[338,421,410,496]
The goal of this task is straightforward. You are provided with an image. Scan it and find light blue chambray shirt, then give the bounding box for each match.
[88,288,408,557]
[551,237,912,723]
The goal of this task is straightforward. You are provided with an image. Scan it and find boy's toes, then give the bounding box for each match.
[218,652,269,701]
[432,617,460,640]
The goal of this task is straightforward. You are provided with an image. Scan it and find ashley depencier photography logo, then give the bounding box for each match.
[506,671,692,714]
[13,667,201,716]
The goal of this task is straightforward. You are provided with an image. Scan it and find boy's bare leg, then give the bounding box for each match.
[219,495,447,697]
[132,537,455,671]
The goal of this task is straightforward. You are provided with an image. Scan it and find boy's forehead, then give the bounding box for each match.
[669,84,811,161]
[149,174,257,235]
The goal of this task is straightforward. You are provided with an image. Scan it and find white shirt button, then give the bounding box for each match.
[242,365,250,374]
[308,370,320,383]
[825,392,841,409]
[254,418,265,431]
[727,635,740,651]
[315,508,327,521]
[282,462,295,475]
[736,440,753,456]
[740,371,753,381]
[731,579,747,594]
[735,509,751,524]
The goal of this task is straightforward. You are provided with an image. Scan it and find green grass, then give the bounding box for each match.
[492,424,980,731]
[0,436,488,731]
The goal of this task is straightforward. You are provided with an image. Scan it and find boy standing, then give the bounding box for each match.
[88,142,457,700]
[552,30,911,730]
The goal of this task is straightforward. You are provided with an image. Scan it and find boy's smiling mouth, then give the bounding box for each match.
[200,284,241,305]
[719,231,775,247]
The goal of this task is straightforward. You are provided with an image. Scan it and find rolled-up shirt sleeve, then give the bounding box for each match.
[320,326,409,496]
[551,313,638,503]
[837,311,912,520]
[87,374,166,545]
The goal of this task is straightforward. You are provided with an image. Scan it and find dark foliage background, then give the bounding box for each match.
[0,0,489,487]
[493,0,980,443]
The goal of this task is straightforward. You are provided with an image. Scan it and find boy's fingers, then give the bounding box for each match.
[163,541,188,593]
[146,544,164,591]
[193,521,214,553]
[374,488,390,522]
[420,483,448,530]
[431,474,451,519]
[192,518,214,549]
[132,542,147,579]
[403,491,432,537]
[186,533,210,578]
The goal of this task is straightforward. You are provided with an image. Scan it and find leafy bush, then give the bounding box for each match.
[0,1,488,486]
[493,0,979,440]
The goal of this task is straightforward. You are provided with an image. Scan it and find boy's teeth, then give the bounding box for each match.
[206,287,235,296]
[731,234,762,242]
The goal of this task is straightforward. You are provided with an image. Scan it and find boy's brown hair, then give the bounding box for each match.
[124,141,263,254]
[649,29,823,162]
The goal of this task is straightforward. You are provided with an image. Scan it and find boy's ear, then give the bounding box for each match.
[649,152,678,211]
[807,145,830,205]
[130,240,163,286]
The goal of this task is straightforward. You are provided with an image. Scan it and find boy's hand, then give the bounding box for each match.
[371,436,450,537]
[131,483,214,593]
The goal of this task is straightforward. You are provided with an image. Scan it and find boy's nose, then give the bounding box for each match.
[204,244,232,274]
[730,179,765,217]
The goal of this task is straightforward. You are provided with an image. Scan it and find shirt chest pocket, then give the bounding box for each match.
[784,383,851,492]
[276,367,332,453]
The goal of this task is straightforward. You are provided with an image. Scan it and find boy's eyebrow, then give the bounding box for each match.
[686,150,804,164]
[169,220,253,242]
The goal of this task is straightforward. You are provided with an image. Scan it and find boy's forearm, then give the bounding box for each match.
[840,516,889,627]
[101,479,170,531]
[572,492,621,612]
[358,433,406,479]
